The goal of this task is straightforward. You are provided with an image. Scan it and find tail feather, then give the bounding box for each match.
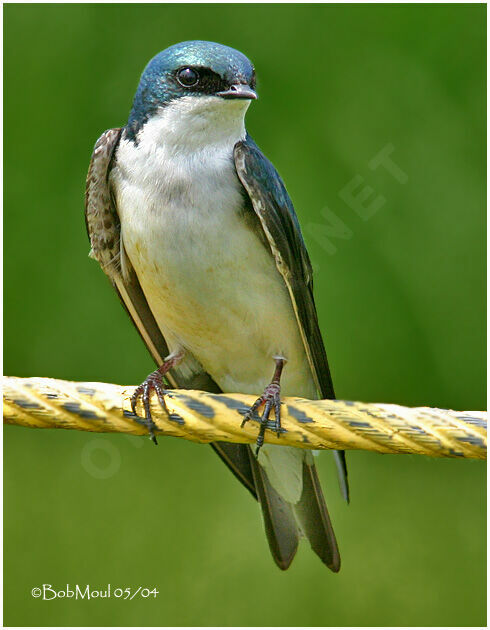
[248,446,340,572]
[248,447,300,570]
[294,457,341,571]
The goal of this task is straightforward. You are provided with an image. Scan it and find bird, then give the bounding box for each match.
[85,40,349,571]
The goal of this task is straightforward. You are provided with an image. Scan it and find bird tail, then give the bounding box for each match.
[248,447,340,571]
[294,455,340,571]
[248,448,299,569]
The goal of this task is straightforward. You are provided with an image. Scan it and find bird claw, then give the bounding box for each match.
[241,381,282,455]
[130,351,184,445]
[130,368,170,445]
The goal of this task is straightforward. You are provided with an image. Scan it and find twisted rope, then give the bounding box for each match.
[3,376,486,459]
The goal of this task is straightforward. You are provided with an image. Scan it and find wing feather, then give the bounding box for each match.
[85,129,216,391]
[234,136,349,506]
[234,136,335,398]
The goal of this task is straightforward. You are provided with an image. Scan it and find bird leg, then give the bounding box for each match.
[130,349,184,445]
[241,356,286,455]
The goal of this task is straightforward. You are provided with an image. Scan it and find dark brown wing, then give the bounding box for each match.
[85,128,216,389]
[85,129,303,569]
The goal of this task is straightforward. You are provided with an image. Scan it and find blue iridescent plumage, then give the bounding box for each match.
[127,40,255,141]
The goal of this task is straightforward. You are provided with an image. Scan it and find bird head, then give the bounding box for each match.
[127,41,256,143]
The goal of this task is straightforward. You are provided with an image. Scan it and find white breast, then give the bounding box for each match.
[111,96,316,399]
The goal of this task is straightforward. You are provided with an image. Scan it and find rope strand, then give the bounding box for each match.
[3,376,486,460]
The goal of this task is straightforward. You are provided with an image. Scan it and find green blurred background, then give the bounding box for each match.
[4,3,486,627]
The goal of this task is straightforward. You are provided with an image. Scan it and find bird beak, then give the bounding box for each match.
[217,84,257,100]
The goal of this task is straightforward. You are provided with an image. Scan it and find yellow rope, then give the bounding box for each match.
[3,376,486,460]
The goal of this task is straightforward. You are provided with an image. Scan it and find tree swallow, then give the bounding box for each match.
[85,40,348,571]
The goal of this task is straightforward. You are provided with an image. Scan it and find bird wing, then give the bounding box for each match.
[234,134,349,503]
[234,135,334,398]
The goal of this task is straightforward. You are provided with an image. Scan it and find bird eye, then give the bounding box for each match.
[177,67,200,87]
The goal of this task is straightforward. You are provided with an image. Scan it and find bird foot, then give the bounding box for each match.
[130,351,183,445]
[241,358,286,455]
